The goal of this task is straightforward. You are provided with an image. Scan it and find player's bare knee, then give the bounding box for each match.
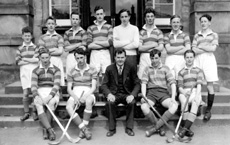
[141,103,150,114]
[36,105,44,115]
[169,101,178,114]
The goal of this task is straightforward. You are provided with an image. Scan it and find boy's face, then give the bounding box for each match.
[145,12,155,25]
[150,54,161,67]
[95,9,105,22]
[39,53,51,67]
[120,11,130,25]
[185,52,195,67]
[171,17,181,31]
[75,53,86,66]
[200,17,211,30]
[71,14,80,27]
[46,19,56,32]
[22,32,32,44]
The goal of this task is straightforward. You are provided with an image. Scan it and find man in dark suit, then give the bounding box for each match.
[101,48,140,137]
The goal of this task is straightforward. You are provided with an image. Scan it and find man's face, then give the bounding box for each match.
[185,52,195,67]
[200,17,210,30]
[40,53,50,67]
[95,9,105,22]
[75,53,86,66]
[120,11,130,25]
[22,32,32,44]
[145,13,155,25]
[150,54,161,67]
[46,19,56,32]
[171,17,181,31]
[71,14,80,27]
[115,52,126,66]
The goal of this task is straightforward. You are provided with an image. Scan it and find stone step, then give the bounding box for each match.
[1,102,229,117]
[5,81,220,94]
[1,89,229,106]
[1,114,230,128]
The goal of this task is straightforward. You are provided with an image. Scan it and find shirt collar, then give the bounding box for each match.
[39,63,54,69]
[22,42,34,47]
[150,61,163,69]
[198,29,213,36]
[142,24,157,31]
[169,30,183,36]
[75,64,90,71]
[69,27,83,34]
[116,64,124,70]
[46,31,58,36]
[184,65,196,70]
[94,20,107,26]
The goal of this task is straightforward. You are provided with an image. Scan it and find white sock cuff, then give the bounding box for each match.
[78,122,85,129]
[83,120,89,125]
[84,109,92,113]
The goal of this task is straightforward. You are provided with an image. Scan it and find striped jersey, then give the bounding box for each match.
[64,27,87,52]
[38,31,64,56]
[67,64,98,87]
[141,63,176,89]
[31,63,61,98]
[87,21,113,47]
[178,66,204,89]
[164,30,190,54]
[139,25,164,53]
[15,42,38,65]
[192,30,219,49]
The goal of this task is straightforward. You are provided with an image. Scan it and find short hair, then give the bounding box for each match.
[21,26,33,35]
[114,48,126,56]
[71,11,81,19]
[74,48,86,56]
[144,8,156,18]
[184,49,196,58]
[170,15,181,23]
[46,16,56,23]
[199,14,212,21]
[118,9,131,17]
[150,49,161,58]
[94,6,104,13]
[38,47,50,56]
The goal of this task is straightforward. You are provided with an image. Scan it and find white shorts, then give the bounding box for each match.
[66,53,77,76]
[165,55,185,80]
[68,86,96,105]
[138,53,151,79]
[35,87,60,114]
[194,53,218,82]
[180,88,202,104]
[50,56,65,86]
[20,63,37,89]
[90,49,111,73]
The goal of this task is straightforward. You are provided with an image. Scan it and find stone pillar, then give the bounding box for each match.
[0,0,34,65]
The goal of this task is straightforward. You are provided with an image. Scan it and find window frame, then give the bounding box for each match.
[48,0,73,26]
[153,0,175,25]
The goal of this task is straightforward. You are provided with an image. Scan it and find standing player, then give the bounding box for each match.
[32,48,61,141]
[164,15,191,80]
[192,14,219,121]
[87,6,113,73]
[138,8,164,79]
[64,12,87,75]
[16,26,39,121]
[113,9,139,68]
[66,48,97,140]
[38,16,65,87]
[177,50,203,138]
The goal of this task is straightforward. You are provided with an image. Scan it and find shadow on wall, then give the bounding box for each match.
[0,66,20,89]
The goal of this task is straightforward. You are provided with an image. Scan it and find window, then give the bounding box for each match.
[153,0,175,25]
[49,0,79,26]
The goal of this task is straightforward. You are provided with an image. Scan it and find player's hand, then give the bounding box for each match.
[185,90,191,97]
[43,95,52,105]
[107,93,115,102]
[126,95,134,104]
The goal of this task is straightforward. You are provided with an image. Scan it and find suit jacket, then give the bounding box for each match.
[101,62,140,97]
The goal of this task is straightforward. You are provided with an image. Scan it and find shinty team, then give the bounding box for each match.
[16,6,219,142]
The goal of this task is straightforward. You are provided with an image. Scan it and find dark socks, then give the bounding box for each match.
[206,94,215,112]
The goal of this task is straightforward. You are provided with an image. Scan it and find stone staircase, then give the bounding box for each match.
[1,81,230,128]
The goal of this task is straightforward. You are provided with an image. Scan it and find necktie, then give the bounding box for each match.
[119,66,122,75]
